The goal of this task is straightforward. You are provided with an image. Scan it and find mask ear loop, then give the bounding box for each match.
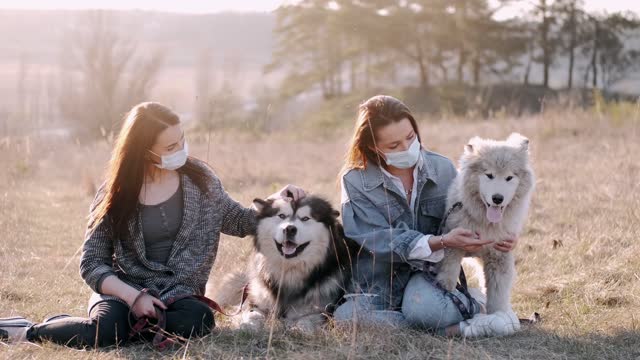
[373,147,387,165]
[146,149,163,166]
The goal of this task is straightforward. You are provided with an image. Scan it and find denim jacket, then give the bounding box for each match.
[340,149,457,309]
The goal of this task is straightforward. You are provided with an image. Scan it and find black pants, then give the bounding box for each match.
[26,298,214,348]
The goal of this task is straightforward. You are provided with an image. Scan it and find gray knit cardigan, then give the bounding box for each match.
[80,158,256,313]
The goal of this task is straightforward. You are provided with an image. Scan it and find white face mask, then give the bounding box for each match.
[382,137,421,169]
[150,141,189,171]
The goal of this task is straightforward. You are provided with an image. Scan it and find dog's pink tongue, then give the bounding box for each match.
[487,206,503,223]
[282,243,297,255]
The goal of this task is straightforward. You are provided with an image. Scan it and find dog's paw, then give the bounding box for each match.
[503,310,521,334]
[462,310,521,338]
[239,310,266,331]
[288,314,326,333]
[289,320,318,333]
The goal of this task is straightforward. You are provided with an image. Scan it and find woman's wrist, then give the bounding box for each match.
[124,288,141,307]
[128,289,150,310]
[440,234,447,249]
[102,275,141,306]
[427,234,446,251]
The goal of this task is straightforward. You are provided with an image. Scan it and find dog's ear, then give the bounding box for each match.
[252,198,269,213]
[464,143,474,153]
[465,136,482,154]
[507,133,529,151]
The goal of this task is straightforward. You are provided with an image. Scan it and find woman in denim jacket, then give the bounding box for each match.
[333,95,518,337]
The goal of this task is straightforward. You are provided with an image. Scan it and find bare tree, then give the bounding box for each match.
[13,54,47,136]
[16,54,29,133]
[581,12,640,89]
[194,49,215,130]
[555,0,588,89]
[57,10,164,140]
[531,0,558,88]
[194,49,245,131]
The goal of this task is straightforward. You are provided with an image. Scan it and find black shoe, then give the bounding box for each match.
[0,316,33,327]
[42,314,71,323]
[0,316,34,343]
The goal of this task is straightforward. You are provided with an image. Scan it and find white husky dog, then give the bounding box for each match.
[211,196,354,331]
[436,133,535,336]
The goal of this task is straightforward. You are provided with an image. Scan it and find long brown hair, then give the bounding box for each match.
[89,102,210,239]
[340,95,421,176]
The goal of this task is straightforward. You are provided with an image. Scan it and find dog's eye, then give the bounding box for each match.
[278,214,286,219]
[486,173,494,179]
[506,176,513,182]
[300,216,310,222]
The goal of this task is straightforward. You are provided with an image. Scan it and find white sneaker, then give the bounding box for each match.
[461,310,520,338]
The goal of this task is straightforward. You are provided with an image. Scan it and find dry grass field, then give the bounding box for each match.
[1,108,639,359]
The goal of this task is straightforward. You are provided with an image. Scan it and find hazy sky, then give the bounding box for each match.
[0,0,638,15]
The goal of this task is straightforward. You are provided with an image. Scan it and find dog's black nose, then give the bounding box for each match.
[285,225,297,237]
[492,194,504,205]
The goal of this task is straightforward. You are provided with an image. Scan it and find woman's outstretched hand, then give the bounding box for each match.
[268,184,307,202]
[443,228,494,252]
[493,234,519,253]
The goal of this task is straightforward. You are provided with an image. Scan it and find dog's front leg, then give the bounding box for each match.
[483,251,516,314]
[436,248,465,291]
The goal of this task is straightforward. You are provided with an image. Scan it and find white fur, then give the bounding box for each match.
[436,133,535,336]
[462,310,521,338]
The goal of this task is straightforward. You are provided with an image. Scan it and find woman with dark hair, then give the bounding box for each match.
[0,102,305,347]
[334,95,518,337]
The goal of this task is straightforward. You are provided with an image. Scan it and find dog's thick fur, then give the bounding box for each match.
[212,196,354,331]
[436,133,535,334]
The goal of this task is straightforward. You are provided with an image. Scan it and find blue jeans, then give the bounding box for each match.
[334,273,483,330]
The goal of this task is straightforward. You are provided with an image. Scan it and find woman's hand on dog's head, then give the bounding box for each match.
[268,184,307,202]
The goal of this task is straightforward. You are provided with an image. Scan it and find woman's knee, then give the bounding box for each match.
[333,293,386,321]
[333,295,406,327]
[30,300,129,348]
[91,301,130,347]
[166,298,215,337]
[402,274,463,329]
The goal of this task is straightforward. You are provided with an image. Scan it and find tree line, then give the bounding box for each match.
[6,5,638,139]
[267,0,640,99]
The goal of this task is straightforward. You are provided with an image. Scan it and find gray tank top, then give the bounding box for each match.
[140,183,184,265]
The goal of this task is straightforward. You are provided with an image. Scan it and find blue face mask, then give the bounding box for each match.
[382,137,421,169]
